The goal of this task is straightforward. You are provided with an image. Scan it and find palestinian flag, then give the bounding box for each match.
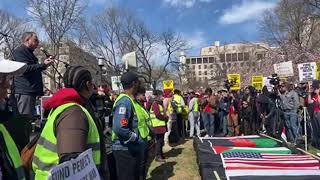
[204,137,280,148]
[212,146,291,154]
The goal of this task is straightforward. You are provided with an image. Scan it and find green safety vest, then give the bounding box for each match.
[0,124,25,180]
[194,98,199,113]
[112,93,150,141]
[173,94,183,113]
[32,103,101,180]
[150,103,166,127]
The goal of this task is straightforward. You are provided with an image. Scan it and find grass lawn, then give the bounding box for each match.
[147,139,200,180]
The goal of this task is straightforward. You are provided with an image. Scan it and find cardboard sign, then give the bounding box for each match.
[298,62,316,82]
[48,149,100,180]
[111,76,123,91]
[263,77,273,92]
[252,75,264,90]
[227,74,241,90]
[163,80,174,90]
[274,61,294,77]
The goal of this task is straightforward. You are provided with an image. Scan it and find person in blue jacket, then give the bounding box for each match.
[112,71,149,180]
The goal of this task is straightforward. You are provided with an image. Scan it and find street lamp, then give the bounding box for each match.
[97,56,104,85]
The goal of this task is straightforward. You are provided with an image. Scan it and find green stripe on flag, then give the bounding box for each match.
[251,138,279,148]
[222,147,291,154]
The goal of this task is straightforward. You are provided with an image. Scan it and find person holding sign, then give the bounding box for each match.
[32,66,107,180]
[112,71,150,180]
[0,59,27,180]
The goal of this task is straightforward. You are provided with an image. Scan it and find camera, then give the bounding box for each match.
[224,79,236,91]
[268,73,280,86]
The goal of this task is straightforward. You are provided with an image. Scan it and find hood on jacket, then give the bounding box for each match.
[43,88,85,110]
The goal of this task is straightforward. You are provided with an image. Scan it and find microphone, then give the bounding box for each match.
[40,47,54,58]
[40,47,69,67]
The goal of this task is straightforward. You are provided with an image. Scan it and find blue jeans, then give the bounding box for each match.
[219,111,228,135]
[202,112,215,136]
[284,111,298,142]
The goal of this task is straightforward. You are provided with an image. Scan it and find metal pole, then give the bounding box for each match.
[303,107,308,151]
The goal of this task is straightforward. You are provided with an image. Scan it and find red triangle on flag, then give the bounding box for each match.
[212,146,231,154]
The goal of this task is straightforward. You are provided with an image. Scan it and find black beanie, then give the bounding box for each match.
[121,71,139,89]
[63,66,92,91]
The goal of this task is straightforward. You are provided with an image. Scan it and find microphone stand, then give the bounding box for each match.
[0,32,18,115]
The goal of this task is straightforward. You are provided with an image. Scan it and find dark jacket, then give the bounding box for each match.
[13,45,47,96]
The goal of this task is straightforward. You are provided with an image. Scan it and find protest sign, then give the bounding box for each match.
[111,76,123,91]
[163,80,174,90]
[298,62,316,82]
[274,61,294,77]
[48,149,100,180]
[227,74,241,91]
[252,75,264,91]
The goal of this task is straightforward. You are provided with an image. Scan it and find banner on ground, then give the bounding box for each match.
[298,62,316,82]
[111,76,123,91]
[227,74,241,91]
[274,61,294,77]
[48,149,100,180]
[163,80,174,90]
[252,75,264,90]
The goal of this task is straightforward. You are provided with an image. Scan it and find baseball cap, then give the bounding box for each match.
[0,58,26,75]
[121,71,139,89]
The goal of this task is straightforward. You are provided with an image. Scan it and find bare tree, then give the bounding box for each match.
[27,0,87,89]
[0,10,29,54]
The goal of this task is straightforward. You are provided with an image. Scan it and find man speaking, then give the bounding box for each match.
[12,32,54,148]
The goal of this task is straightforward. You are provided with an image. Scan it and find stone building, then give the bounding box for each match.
[183,41,269,88]
[39,41,108,91]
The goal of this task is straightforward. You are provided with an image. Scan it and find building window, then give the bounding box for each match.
[191,58,196,64]
[210,70,214,75]
[199,71,202,75]
[204,65,207,69]
[210,64,213,69]
[238,53,244,61]
[197,58,202,64]
[204,71,207,75]
[219,54,225,62]
[203,57,208,63]
[194,77,196,81]
[232,53,237,61]
[193,72,196,76]
[257,53,265,60]
[199,77,202,81]
[209,48,212,52]
[192,65,195,69]
[209,57,214,63]
[226,53,232,62]
[205,77,208,81]
[244,52,249,61]
[199,65,202,69]
[186,58,190,64]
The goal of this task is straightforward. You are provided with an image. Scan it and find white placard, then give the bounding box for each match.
[263,77,273,92]
[48,149,100,180]
[298,62,316,82]
[273,61,294,77]
[122,51,137,68]
[111,76,123,91]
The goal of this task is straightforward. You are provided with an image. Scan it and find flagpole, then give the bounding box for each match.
[260,133,320,161]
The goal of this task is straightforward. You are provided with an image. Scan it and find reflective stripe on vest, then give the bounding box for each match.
[32,103,101,180]
[0,124,26,180]
[150,104,166,127]
[194,99,199,112]
[112,93,150,141]
[173,94,182,113]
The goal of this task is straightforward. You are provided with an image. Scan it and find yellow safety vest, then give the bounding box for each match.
[32,103,101,180]
[0,124,25,180]
[194,98,199,113]
[112,93,150,141]
[150,103,166,127]
[173,94,183,113]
